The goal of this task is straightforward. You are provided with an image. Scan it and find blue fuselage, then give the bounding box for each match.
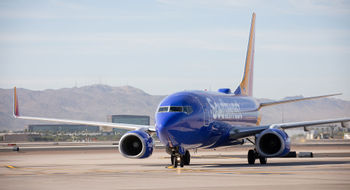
[155,91,260,150]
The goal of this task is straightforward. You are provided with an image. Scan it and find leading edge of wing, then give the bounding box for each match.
[258,93,342,110]
[15,115,155,132]
[270,117,350,130]
[13,87,155,132]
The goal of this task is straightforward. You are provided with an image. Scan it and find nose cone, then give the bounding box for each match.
[156,113,182,147]
[155,91,201,147]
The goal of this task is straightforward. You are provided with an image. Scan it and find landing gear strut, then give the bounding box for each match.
[167,147,190,168]
[248,149,267,165]
[171,155,182,167]
[171,154,184,168]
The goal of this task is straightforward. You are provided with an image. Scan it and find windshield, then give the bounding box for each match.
[158,106,169,112]
[169,106,183,112]
[158,106,193,114]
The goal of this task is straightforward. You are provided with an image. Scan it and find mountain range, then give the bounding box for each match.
[0,84,349,131]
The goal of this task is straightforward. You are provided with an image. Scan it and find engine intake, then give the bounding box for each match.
[119,130,154,159]
[256,128,290,157]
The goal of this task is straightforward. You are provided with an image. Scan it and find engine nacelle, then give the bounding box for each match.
[118,130,154,159]
[256,128,290,157]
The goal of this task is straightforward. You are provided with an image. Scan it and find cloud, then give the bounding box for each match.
[157,0,350,15]
[0,30,248,56]
[49,0,88,10]
[1,27,349,57]
[256,28,350,54]
[260,44,350,54]
[288,0,350,15]
[0,1,157,21]
[157,0,262,8]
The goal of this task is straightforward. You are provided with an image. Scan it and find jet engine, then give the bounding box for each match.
[118,130,154,159]
[256,128,290,157]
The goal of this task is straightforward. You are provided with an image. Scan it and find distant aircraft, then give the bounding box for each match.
[13,13,350,167]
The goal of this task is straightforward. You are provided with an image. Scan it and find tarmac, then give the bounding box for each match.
[1,143,350,190]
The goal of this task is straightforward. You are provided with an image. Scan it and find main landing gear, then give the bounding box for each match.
[248,149,267,165]
[168,147,190,168]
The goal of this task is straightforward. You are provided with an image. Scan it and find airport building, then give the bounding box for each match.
[107,115,150,134]
[28,124,100,133]
[107,115,150,125]
[0,133,41,142]
[305,124,349,139]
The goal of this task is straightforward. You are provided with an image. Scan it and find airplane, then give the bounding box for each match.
[13,12,350,168]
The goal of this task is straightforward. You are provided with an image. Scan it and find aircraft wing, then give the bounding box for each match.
[269,118,350,130]
[258,93,341,109]
[13,87,155,132]
[229,118,350,140]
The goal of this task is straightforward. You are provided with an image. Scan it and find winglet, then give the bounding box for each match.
[234,12,256,96]
[13,87,20,117]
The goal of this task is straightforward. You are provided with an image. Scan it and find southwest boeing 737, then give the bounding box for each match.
[13,13,350,167]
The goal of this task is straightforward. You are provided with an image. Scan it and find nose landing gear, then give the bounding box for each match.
[167,147,190,168]
[171,155,184,168]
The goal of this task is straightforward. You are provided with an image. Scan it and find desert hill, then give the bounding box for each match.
[0,85,349,130]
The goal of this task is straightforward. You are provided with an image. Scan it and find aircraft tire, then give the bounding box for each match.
[171,155,174,165]
[174,156,178,168]
[180,158,184,168]
[259,157,267,164]
[184,150,190,165]
[248,149,256,164]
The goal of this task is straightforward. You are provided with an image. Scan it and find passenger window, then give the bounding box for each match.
[158,106,169,112]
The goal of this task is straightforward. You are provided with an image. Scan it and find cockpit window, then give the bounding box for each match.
[169,106,183,112]
[158,106,193,114]
[183,106,193,114]
[158,106,169,112]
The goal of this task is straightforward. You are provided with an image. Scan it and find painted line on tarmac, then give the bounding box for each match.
[2,164,295,176]
[6,165,16,169]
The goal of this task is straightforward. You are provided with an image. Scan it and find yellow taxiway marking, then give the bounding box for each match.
[6,165,16,169]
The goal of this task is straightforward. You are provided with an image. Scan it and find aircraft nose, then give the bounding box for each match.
[156,113,182,147]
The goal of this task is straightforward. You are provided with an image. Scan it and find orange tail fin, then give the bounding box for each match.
[13,87,20,117]
[234,12,256,96]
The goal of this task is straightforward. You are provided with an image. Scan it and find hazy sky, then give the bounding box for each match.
[1,0,349,100]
